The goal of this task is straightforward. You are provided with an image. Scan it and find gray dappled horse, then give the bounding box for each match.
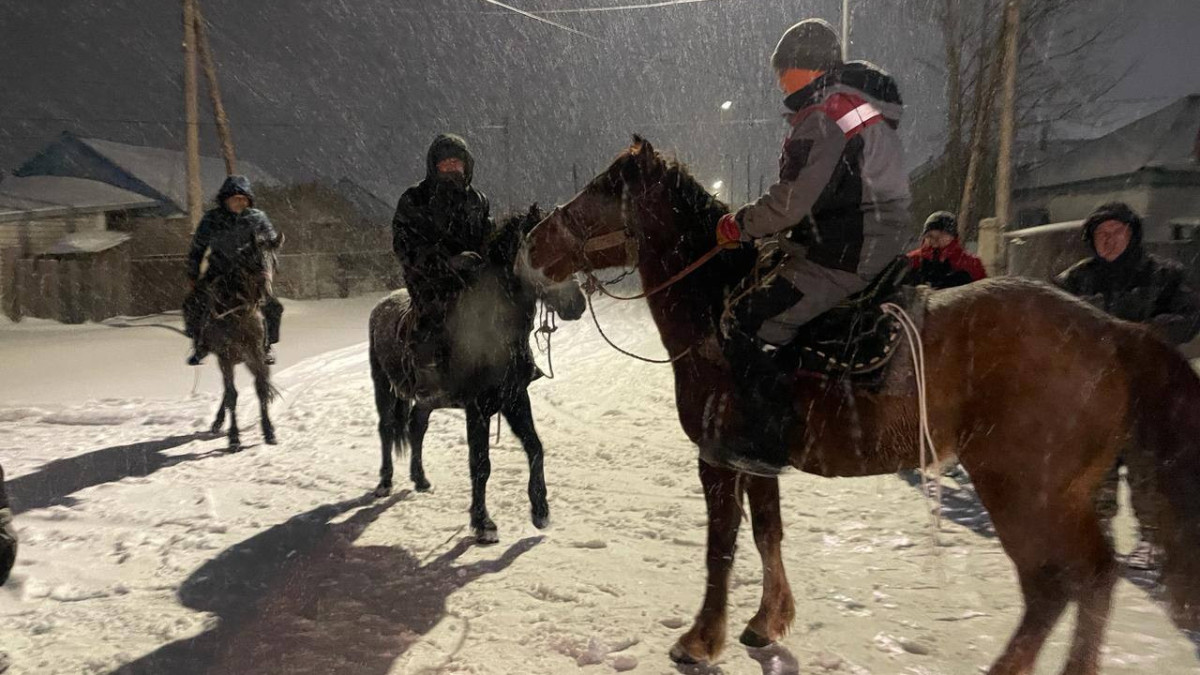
[369,205,585,544]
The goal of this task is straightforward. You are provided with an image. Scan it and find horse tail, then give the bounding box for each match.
[1123,329,1200,632]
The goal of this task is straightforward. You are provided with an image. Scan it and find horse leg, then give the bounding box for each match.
[210,362,228,434]
[372,359,397,498]
[1060,504,1118,675]
[248,358,275,445]
[409,404,432,492]
[466,404,498,544]
[500,390,550,529]
[740,475,795,648]
[218,359,241,451]
[971,470,1078,675]
[671,460,742,664]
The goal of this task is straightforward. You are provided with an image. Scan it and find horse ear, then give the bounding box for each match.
[631,134,654,157]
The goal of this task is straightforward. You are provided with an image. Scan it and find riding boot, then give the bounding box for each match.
[701,329,796,476]
[262,297,282,366]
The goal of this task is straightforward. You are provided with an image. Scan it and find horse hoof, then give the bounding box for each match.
[474,525,500,546]
[739,627,773,649]
[532,512,551,530]
[374,483,392,499]
[414,479,432,493]
[210,423,223,435]
[226,443,242,453]
[264,434,277,445]
[669,643,701,665]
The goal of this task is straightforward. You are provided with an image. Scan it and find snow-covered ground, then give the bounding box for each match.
[1,294,1198,674]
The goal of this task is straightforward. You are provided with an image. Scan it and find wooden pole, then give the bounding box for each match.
[841,0,850,60]
[993,0,1023,274]
[183,0,203,228]
[194,0,236,174]
[958,6,1004,238]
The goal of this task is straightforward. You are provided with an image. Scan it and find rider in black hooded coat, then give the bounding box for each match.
[391,134,496,390]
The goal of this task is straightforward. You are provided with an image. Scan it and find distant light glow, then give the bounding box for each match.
[720,101,733,111]
[711,180,724,190]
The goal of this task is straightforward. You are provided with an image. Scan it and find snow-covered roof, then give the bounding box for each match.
[1016,95,1200,191]
[43,230,132,256]
[0,175,159,223]
[13,132,277,214]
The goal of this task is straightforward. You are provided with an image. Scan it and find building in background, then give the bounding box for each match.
[1,132,394,323]
[1013,95,1200,242]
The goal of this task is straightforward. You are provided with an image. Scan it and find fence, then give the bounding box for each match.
[2,249,400,322]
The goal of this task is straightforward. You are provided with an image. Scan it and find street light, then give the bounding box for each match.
[720,100,733,111]
[711,180,724,192]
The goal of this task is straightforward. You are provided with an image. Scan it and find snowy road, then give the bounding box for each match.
[1,294,1197,674]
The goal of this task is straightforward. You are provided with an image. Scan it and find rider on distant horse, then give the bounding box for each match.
[184,175,284,366]
[711,19,911,475]
[391,134,495,395]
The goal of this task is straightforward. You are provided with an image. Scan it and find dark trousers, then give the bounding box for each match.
[183,282,283,347]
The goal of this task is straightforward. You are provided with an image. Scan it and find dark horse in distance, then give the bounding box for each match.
[526,137,1200,675]
[370,205,585,544]
[195,233,278,452]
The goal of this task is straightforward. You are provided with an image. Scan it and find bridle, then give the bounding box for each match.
[550,176,722,364]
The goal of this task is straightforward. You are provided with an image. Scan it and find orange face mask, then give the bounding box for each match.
[777,68,823,96]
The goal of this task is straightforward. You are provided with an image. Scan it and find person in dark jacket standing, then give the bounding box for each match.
[183,175,284,366]
[708,18,911,475]
[1055,201,1200,570]
[906,211,986,289]
[392,134,495,392]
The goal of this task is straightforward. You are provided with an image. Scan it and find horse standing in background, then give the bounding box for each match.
[369,205,585,544]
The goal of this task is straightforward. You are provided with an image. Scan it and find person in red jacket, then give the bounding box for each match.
[906,211,986,289]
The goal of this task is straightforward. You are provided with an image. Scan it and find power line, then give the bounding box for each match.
[476,0,603,41]
[512,0,723,14]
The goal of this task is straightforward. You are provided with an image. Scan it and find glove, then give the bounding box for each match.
[449,251,485,273]
[716,213,743,249]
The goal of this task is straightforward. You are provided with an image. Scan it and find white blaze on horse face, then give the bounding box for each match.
[516,243,586,319]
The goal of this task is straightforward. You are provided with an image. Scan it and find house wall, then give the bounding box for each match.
[0,212,106,257]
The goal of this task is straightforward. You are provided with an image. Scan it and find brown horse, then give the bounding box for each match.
[525,137,1200,675]
[196,241,277,452]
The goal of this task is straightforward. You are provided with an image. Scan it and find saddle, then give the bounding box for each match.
[774,256,915,388]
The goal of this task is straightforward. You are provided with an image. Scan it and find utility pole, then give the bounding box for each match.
[182,0,203,228]
[745,150,752,203]
[194,0,236,174]
[572,163,579,194]
[993,0,1023,274]
[841,0,850,60]
[728,155,735,203]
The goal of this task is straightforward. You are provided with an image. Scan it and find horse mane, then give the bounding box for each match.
[489,204,542,267]
[611,142,755,302]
